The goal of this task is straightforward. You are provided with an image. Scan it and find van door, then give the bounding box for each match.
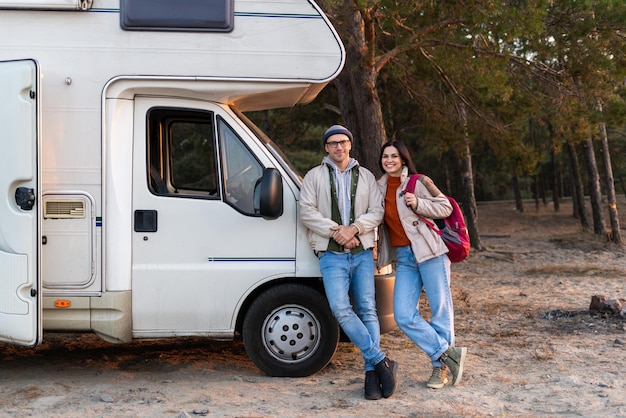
[0,59,41,346]
[131,98,297,336]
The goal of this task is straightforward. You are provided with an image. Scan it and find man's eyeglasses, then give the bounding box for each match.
[326,140,350,148]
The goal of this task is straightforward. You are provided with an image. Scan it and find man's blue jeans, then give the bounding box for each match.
[394,246,454,367]
[319,249,385,371]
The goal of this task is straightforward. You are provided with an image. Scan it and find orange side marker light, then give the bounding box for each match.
[55,300,71,308]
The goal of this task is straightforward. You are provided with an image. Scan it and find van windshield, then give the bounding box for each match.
[234,109,303,184]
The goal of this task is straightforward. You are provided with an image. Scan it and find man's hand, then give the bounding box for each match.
[343,237,361,250]
[330,224,359,246]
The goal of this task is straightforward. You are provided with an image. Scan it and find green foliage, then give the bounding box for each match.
[171,121,215,190]
[244,85,343,173]
[247,0,626,200]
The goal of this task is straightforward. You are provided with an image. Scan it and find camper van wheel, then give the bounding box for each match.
[242,283,340,377]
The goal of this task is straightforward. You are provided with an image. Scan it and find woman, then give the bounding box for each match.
[377,140,467,389]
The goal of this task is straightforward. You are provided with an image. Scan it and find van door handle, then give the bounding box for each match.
[15,187,35,211]
[134,209,158,232]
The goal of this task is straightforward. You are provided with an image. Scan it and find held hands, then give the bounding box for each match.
[342,237,360,249]
[330,225,360,249]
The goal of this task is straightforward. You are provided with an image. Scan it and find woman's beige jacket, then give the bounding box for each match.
[376,167,452,267]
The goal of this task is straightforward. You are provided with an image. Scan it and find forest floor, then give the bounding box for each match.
[1,197,626,417]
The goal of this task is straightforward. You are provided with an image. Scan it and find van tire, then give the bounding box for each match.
[242,283,339,377]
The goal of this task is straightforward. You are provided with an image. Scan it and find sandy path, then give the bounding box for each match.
[1,198,625,417]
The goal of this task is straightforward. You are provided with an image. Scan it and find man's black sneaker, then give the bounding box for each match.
[364,370,383,400]
[375,357,398,398]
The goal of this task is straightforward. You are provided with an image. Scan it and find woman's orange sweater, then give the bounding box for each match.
[384,176,411,247]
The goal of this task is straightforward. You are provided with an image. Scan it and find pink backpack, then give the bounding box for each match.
[403,174,470,263]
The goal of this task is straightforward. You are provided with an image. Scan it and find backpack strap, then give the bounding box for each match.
[401,173,441,235]
[401,173,422,195]
[417,213,440,234]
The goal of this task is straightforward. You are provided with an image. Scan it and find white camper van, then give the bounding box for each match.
[0,0,395,376]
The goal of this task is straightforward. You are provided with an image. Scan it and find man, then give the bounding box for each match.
[299,124,398,400]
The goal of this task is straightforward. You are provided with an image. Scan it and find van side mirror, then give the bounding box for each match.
[256,168,283,220]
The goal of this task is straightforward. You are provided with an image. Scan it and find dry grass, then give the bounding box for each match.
[525,264,626,277]
[532,343,556,360]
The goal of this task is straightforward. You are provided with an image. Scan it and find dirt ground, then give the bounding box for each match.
[1,198,626,418]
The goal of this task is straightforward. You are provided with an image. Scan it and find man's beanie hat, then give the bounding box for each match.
[323,125,353,145]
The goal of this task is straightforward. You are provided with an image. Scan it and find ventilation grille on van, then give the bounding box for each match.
[44,200,86,219]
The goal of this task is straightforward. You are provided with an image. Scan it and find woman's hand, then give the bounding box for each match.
[404,192,418,211]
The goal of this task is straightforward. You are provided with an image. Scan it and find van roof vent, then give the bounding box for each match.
[44,200,86,219]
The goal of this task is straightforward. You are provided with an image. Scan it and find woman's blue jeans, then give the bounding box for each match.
[319,249,385,371]
[394,246,454,367]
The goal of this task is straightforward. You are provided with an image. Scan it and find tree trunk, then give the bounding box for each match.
[443,160,452,196]
[551,147,560,212]
[570,169,579,219]
[458,103,484,251]
[326,1,387,175]
[538,174,544,206]
[533,175,540,211]
[597,105,621,243]
[566,139,590,229]
[582,135,605,236]
[334,70,387,175]
[512,173,524,212]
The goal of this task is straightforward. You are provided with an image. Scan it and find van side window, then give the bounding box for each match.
[120,0,234,33]
[218,117,263,215]
[147,108,218,197]
[171,121,217,192]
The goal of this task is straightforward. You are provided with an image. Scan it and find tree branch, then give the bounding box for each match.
[374,18,466,75]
